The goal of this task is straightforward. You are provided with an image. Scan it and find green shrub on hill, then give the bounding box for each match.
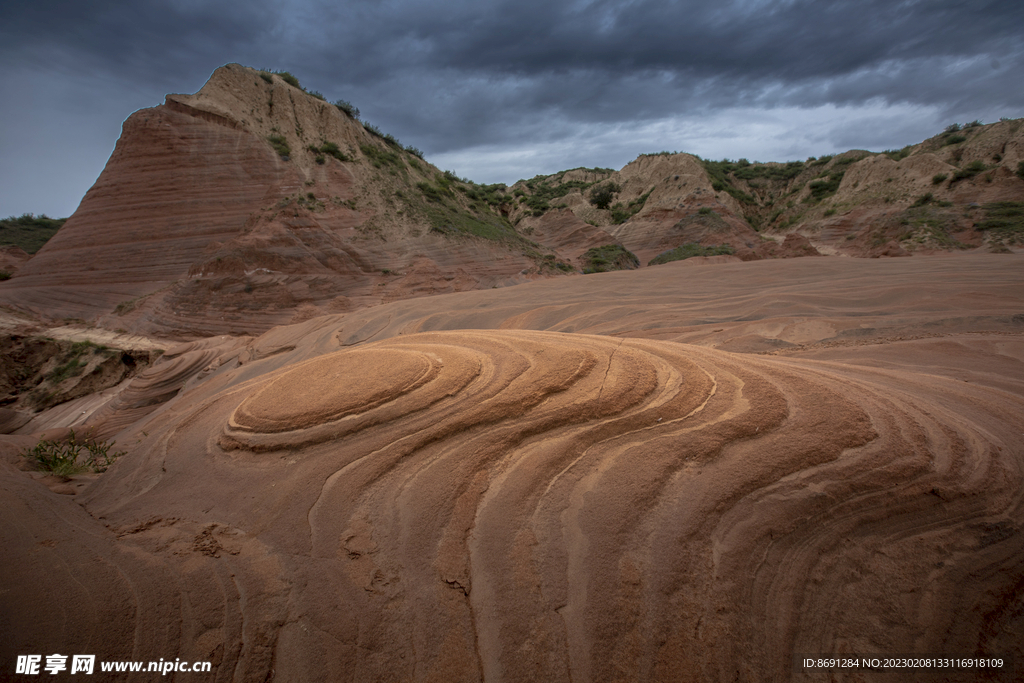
[649,243,735,266]
[0,214,66,254]
[580,244,639,273]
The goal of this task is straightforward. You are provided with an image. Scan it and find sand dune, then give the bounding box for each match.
[2,255,1023,681]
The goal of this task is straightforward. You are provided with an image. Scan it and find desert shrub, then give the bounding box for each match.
[334,99,359,119]
[317,141,350,162]
[911,193,934,208]
[952,160,986,182]
[589,183,618,210]
[649,243,734,266]
[405,146,424,159]
[0,213,66,254]
[975,202,1024,239]
[276,71,301,89]
[418,181,452,203]
[24,429,125,477]
[309,90,326,101]
[698,207,714,215]
[884,146,913,161]
[0,270,10,281]
[360,144,401,168]
[807,171,845,200]
[259,72,273,84]
[932,173,948,185]
[580,244,639,273]
[267,135,290,159]
[610,190,652,224]
[944,123,962,134]
[964,119,983,129]
[943,135,967,146]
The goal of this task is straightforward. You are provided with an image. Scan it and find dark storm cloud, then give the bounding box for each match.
[1,0,1022,213]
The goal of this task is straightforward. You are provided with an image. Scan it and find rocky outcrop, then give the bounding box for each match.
[3,253,1023,680]
[0,65,561,338]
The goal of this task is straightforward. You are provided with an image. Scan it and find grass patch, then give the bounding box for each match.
[361,144,402,169]
[649,243,735,266]
[580,244,639,273]
[45,340,109,383]
[0,214,66,254]
[610,190,652,224]
[951,160,986,183]
[308,141,350,162]
[334,99,359,119]
[266,135,290,159]
[807,171,845,201]
[975,202,1024,242]
[24,429,125,478]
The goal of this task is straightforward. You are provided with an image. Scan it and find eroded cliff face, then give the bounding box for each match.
[3,64,1022,338]
[0,64,560,338]
[509,120,1024,261]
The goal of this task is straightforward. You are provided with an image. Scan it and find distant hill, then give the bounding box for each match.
[0,214,66,254]
[0,63,1021,338]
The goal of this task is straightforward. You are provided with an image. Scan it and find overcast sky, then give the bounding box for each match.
[2,0,1022,219]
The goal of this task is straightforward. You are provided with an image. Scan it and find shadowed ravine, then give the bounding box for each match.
[5,325,1018,681]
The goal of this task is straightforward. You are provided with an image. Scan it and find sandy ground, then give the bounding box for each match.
[1,253,1022,682]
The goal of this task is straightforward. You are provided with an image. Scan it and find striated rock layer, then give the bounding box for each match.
[0,64,557,338]
[3,254,1023,682]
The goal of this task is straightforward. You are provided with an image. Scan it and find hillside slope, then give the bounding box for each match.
[0,65,570,338]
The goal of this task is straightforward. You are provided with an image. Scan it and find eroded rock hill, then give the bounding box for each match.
[509,120,1024,262]
[0,65,571,338]
[2,64,1022,340]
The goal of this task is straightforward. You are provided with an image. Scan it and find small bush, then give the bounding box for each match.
[309,90,326,101]
[259,72,273,84]
[267,135,290,159]
[360,144,401,168]
[334,99,360,119]
[944,123,962,134]
[975,202,1024,238]
[589,183,618,210]
[698,207,714,215]
[911,193,934,208]
[317,141,350,162]
[649,243,735,266]
[932,173,948,185]
[276,71,301,89]
[943,135,967,146]
[807,171,845,200]
[24,429,126,478]
[0,270,10,281]
[0,213,66,254]
[951,160,986,182]
[580,244,639,273]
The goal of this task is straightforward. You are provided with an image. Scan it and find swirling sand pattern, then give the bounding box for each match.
[65,329,1021,681]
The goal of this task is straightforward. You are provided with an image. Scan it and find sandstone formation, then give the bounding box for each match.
[3,65,1021,339]
[0,65,567,339]
[2,254,1022,682]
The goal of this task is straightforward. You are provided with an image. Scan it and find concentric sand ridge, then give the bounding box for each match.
[30,328,1013,681]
